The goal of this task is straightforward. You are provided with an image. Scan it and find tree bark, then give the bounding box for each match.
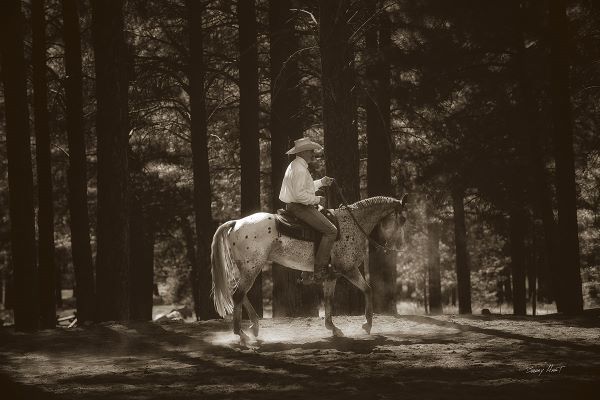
[32,0,57,329]
[451,186,471,314]
[92,0,130,322]
[366,0,392,199]
[62,0,96,323]
[269,0,318,317]
[509,204,528,315]
[548,0,583,314]
[181,217,199,308]
[510,6,531,317]
[55,260,63,308]
[129,191,155,321]
[0,0,39,331]
[513,0,560,313]
[238,0,262,317]
[517,25,562,311]
[269,0,302,208]
[369,230,397,314]
[366,0,395,314]
[528,233,538,316]
[319,0,362,316]
[187,0,219,320]
[427,219,442,315]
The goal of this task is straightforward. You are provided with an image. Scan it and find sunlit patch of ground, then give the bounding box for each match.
[1,312,599,399]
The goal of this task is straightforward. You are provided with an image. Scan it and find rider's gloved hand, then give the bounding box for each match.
[321,176,334,186]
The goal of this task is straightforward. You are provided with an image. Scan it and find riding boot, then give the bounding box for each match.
[298,264,328,285]
[312,263,328,283]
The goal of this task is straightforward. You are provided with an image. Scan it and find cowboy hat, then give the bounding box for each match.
[285,137,323,154]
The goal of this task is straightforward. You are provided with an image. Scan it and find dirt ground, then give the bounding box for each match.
[1,312,599,400]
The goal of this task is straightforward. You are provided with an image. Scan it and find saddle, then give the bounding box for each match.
[274,206,341,243]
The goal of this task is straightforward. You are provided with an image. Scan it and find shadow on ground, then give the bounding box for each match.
[1,314,599,399]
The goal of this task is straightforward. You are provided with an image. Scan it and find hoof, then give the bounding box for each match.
[250,323,259,337]
[332,327,345,337]
[239,330,251,346]
[362,322,372,335]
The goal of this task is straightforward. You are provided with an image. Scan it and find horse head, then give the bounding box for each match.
[377,194,408,248]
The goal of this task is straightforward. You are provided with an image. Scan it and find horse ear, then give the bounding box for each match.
[400,194,409,207]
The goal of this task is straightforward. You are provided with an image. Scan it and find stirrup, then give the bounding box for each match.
[297,271,319,285]
[296,266,332,285]
[296,271,324,285]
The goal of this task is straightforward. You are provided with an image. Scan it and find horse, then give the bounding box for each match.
[210,195,407,344]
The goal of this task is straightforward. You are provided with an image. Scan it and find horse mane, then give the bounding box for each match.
[347,196,401,211]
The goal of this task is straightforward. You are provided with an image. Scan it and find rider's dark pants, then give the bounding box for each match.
[286,202,337,268]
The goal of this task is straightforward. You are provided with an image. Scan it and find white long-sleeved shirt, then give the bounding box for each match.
[279,156,323,205]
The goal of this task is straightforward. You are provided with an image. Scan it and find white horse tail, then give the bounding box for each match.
[211,220,237,318]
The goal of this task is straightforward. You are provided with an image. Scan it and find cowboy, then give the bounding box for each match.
[279,137,337,284]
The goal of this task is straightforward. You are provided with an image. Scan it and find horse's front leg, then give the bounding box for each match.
[323,277,344,337]
[342,266,373,334]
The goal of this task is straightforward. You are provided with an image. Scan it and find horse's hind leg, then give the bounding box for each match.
[232,288,251,345]
[342,266,373,334]
[324,277,344,337]
[233,262,264,345]
[242,295,260,337]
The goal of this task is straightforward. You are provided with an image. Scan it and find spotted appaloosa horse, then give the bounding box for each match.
[210,196,407,344]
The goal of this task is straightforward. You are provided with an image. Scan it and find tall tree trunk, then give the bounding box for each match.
[523,68,561,309]
[55,260,63,308]
[369,230,397,314]
[5,269,16,311]
[0,270,5,308]
[319,0,362,316]
[269,0,318,317]
[510,6,531,317]
[129,190,154,321]
[269,0,302,206]
[0,0,39,331]
[366,0,395,314]
[451,186,471,314]
[92,0,130,322]
[181,217,199,308]
[238,0,262,317]
[528,234,538,316]
[32,0,56,328]
[530,140,562,309]
[548,0,583,314]
[426,216,442,315]
[366,0,392,199]
[422,267,428,314]
[62,0,96,323]
[509,203,527,315]
[514,0,561,313]
[187,0,219,320]
[503,267,513,305]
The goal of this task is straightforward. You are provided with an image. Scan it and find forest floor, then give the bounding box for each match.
[1,311,599,400]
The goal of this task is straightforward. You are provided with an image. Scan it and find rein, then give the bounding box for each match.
[331,181,400,254]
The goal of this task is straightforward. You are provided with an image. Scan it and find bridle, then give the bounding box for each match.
[331,180,404,254]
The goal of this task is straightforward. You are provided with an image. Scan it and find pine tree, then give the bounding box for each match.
[0,0,39,331]
[32,0,57,328]
[62,0,96,323]
[92,0,130,321]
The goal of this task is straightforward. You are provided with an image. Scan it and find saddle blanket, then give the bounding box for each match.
[274,207,341,243]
